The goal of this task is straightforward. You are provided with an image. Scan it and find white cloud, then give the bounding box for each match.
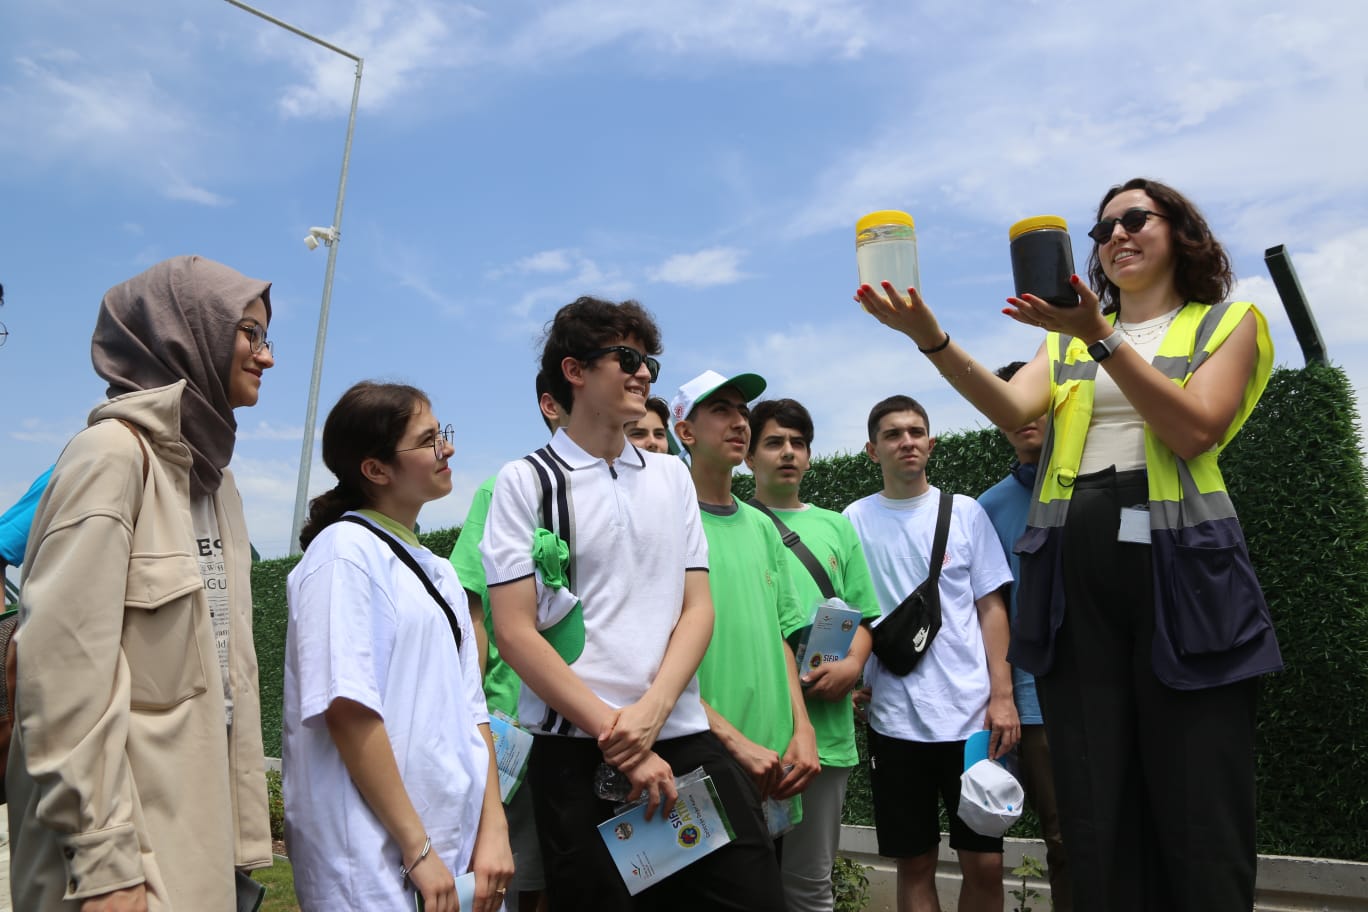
[161,167,231,207]
[269,0,483,119]
[505,253,632,320]
[235,420,306,442]
[486,249,577,281]
[504,0,876,65]
[649,247,748,288]
[8,417,85,447]
[228,449,483,559]
[787,2,1368,240]
[732,311,1040,459]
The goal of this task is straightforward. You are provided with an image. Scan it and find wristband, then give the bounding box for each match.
[918,332,951,354]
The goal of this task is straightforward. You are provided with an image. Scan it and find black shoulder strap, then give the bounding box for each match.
[340,516,462,650]
[746,498,837,600]
[925,491,954,588]
[893,490,954,613]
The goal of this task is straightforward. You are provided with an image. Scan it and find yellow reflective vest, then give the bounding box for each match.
[1008,302,1283,689]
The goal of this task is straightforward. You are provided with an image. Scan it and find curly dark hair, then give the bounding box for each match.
[539,296,662,411]
[1085,178,1233,314]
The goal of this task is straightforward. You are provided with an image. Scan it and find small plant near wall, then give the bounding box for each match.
[1010,854,1047,912]
[832,856,871,912]
[266,768,285,843]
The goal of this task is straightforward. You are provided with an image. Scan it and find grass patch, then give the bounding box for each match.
[253,857,301,912]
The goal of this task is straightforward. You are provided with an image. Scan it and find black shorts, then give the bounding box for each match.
[866,728,1005,858]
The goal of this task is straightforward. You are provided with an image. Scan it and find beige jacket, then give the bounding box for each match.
[7,382,271,910]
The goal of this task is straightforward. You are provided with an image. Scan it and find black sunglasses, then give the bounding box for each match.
[579,345,661,382]
[1088,207,1166,245]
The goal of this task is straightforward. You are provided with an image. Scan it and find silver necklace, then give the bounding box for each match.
[1117,308,1179,346]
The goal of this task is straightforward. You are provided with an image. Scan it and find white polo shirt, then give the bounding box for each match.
[481,428,711,740]
[843,487,1013,743]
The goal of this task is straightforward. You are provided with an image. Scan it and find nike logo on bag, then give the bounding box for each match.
[913,627,929,652]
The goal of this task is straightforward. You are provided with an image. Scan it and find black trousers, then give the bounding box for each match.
[528,730,787,912]
[1037,468,1258,912]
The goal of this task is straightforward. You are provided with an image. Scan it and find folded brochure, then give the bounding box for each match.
[597,768,735,895]
[793,599,863,675]
[489,710,533,803]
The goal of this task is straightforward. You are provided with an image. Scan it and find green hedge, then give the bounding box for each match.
[251,364,1368,861]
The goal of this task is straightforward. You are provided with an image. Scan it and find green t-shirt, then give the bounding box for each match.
[766,504,881,767]
[697,499,805,758]
[449,476,523,718]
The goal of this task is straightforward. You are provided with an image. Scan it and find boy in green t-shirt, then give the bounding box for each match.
[448,371,565,912]
[669,370,819,826]
[745,398,880,912]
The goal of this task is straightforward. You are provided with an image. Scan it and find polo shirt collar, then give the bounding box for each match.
[549,427,648,471]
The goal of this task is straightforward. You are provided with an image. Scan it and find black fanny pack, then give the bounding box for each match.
[870,491,952,676]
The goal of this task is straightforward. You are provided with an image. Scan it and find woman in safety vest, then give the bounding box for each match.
[856,178,1280,912]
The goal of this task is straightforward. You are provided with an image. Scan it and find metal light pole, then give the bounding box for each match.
[223,0,363,554]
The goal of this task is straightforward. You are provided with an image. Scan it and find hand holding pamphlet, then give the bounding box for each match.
[597,767,736,895]
[793,598,863,679]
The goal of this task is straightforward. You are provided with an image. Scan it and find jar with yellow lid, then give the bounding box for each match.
[856,210,919,294]
[1009,215,1076,308]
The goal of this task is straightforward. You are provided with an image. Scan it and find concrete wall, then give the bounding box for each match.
[838,826,1368,911]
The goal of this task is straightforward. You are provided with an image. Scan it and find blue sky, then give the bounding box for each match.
[2,0,1366,562]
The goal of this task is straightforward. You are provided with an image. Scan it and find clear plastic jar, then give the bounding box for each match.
[1009,215,1076,308]
[857,210,919,294]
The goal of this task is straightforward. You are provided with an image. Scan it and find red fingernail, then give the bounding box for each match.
[1070,274,1080,284]
[1002,308,1013,316]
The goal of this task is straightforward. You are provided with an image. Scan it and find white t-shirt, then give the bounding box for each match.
[190,495,233,727]
[283,512,490,909]
[1079,307,1180,475]
[481,428,711,740]
[843,488,1013,742]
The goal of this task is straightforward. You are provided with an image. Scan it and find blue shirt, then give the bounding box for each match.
[0,466,53,566]
[977,464,1042,725]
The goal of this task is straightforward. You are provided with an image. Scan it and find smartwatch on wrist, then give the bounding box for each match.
[1087,330,1123,362]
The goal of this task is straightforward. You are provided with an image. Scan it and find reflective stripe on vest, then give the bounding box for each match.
[1026,301,1273,535]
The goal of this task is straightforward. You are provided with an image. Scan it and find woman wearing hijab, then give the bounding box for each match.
[8,256,276,911]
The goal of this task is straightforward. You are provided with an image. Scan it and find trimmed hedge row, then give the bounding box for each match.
[251,363,1368,861]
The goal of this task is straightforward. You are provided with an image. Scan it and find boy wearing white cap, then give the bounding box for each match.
[670,371,820,837]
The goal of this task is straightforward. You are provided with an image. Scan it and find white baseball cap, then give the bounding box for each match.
[669,370,767,426]
[957,759,1025,837]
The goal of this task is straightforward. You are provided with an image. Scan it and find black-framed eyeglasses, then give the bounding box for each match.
[237,322,274,355]
[578,345,661,382]
[1087,207,1166,245]
[396,423,454,461]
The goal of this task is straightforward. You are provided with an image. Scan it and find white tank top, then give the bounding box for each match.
[1078,307,1182,475]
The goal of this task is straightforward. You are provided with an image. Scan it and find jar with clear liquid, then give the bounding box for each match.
[856,210,919,294]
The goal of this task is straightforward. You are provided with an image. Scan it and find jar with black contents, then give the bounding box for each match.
[1009,215,1076,308]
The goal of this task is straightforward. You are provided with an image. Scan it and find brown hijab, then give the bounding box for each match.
[92,256,272,497]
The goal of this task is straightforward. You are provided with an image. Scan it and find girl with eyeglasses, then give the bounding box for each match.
[9,256,276,911]
[284,381,513,912]
[857,178,1280,911]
